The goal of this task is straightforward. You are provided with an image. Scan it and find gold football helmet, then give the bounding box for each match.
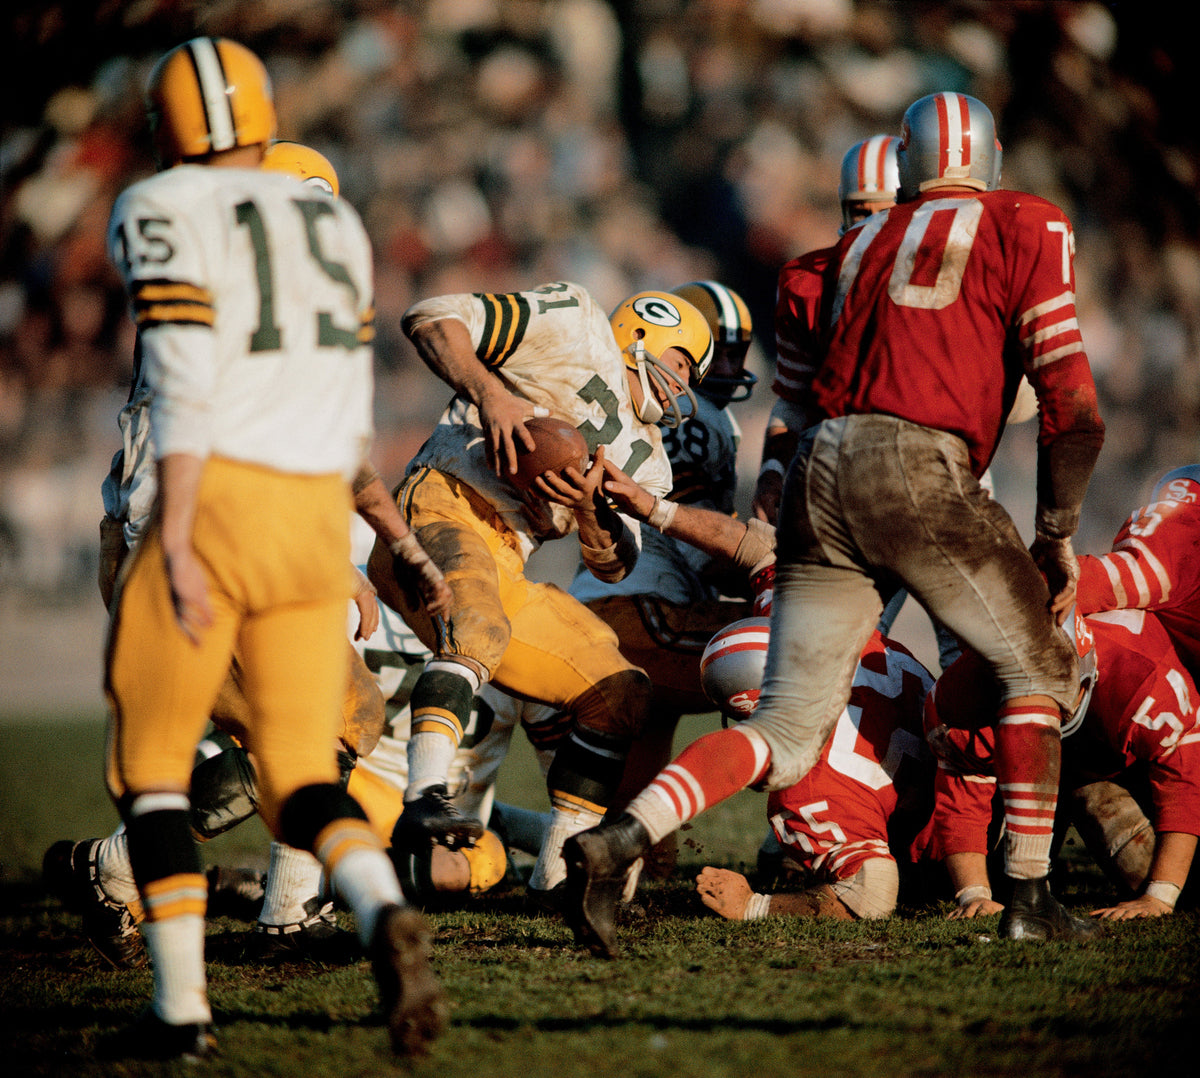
[262,140,339,197]
[671,280,757,406]
[609,291,713,427]
[146,37,276,166]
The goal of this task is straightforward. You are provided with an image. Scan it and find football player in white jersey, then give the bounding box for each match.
[49,141,415,968]
[98,37,447,1060]
[365,282,715,895]
[535,280,761,890]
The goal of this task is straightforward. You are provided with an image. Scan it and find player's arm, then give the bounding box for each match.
[402,314,539,478]
[1017,206,1106,622]
[943,851,1004,920]
[600,453,776,573]
[537,447,640,582]
[351,462,451,619]
[156,451,214,644]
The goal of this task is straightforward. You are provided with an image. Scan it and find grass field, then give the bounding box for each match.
[2,714,1197,1078]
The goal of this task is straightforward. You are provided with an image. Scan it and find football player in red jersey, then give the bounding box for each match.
[1075,464,1200,680]
[753,135,900,527]
[696,613,938,924]
[924,608,1200,919]
[565,92,1106,956]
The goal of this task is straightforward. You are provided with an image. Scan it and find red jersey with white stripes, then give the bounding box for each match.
[1076,489,1200,680]
[768,631,936,878]
[924,609,1200,856]
[815,187,1103,477]
[772,246,832,406]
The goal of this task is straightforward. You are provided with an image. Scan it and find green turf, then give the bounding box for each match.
[2,715,1195,1077]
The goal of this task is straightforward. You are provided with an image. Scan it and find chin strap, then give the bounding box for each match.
[629,341,697,428]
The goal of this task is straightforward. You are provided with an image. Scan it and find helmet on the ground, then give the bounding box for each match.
[1150,464,1200,505]
[262,141,339,197]
[147,37,276,166]
[896,92,1001,201]
[838,135,899,232]
[699,617,771,721]
[671,281,756,406]
[609,291,713,427]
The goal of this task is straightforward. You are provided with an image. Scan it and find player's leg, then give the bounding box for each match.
[240,581,446,1055]
[104,528,240,1053]
[851,418,1095,940]
[491,579,654,899]
[367,472,508,849]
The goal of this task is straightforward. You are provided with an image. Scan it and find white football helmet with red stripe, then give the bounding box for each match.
[896,92,1002,201]
[838,135,899,232]
[699,617,770,721]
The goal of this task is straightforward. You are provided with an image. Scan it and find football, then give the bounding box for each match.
[510,416,590,492]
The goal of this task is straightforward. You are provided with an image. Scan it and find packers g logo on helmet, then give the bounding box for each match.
[147,37,277,166]
[609,290,713,427]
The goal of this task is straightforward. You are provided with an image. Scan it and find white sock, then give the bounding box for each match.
[406,732,461,800]
[258,842,325,926]
[142,916,211,1026]
[328,847,404,946]
[95,830,140,906]
[528,804,602,892]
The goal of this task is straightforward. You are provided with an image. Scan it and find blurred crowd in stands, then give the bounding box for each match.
[1,0,1196,598]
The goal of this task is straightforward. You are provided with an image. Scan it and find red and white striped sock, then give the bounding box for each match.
[996,701,1061,880]
[626,726,771,845]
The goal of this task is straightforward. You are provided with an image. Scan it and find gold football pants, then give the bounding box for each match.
[106,458,353,835]
[368,467,642,724]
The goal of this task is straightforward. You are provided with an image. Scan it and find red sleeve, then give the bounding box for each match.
[931,762,996,858]
[772,247,832,405]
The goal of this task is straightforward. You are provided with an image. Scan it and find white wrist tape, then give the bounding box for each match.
[758,459,786,480]
[1144,879,1181,909]
[743,892,771,920]
[646,497,678,532]
[954,885,992,906]
[388,532,426,565]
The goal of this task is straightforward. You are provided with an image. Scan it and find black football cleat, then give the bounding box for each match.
[99,1009,218,1062]
[999,876,1103,941]
[246,901,361,964]
[43,838,147,969]
[563,813,651,959]
[393,785,483,851]
[370,904,448,1056]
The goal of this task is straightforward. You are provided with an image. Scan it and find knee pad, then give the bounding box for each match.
[278,783,369,854]
[546,724,632,812]
[829,856,899,920]
[189,745,259,840]
[568,668,653,741]
[1069,780,1155,894]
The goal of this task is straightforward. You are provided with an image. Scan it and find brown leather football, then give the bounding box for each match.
[510,416,590,492]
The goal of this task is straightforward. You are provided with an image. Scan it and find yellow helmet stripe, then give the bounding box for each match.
[695,281,748,343]
[186,37,237,152]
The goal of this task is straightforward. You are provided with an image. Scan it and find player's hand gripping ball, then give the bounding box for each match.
[510,416,590,492]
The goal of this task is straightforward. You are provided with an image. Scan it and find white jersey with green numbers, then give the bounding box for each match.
[403,280,673,558]
[106,163,375,479]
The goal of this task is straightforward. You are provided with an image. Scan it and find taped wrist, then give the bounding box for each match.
[389,530,430,568]
[743,891,771,920]
[955,884,992,906]
[1034,504,1079,541]
[1143,879,1181,909]
[758,459,786,480]
[646,497,679,532]
[732,517,777,575]
[581,521,639,583]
